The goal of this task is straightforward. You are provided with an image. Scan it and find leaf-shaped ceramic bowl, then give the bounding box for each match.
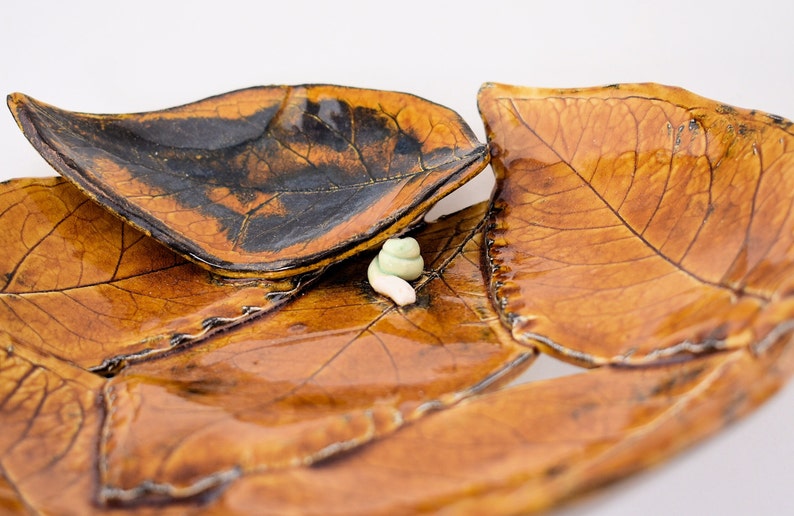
[478,82,794,366]
[8,85,488,278]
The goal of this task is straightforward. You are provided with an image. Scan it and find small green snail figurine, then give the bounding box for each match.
[367,237,424,306]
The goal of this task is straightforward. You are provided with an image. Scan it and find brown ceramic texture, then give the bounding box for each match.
[214,333,794,515]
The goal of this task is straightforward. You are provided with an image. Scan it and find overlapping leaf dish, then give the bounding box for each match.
[8,85,488,278]
[2,83,793,515]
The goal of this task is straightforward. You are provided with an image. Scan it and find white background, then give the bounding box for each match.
[1,1,792,514]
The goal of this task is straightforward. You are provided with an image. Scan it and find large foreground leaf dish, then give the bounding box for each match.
[479,82,794,366]
[0,181,533,513]
[7,85,488,278]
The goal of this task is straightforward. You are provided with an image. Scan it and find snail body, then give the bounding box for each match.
[367,237,424,306]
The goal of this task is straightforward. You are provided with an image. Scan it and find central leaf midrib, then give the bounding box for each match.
[507,98,768,303]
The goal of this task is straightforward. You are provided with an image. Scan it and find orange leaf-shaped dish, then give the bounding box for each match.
[478,83,794,365]
[8,85,487,278]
